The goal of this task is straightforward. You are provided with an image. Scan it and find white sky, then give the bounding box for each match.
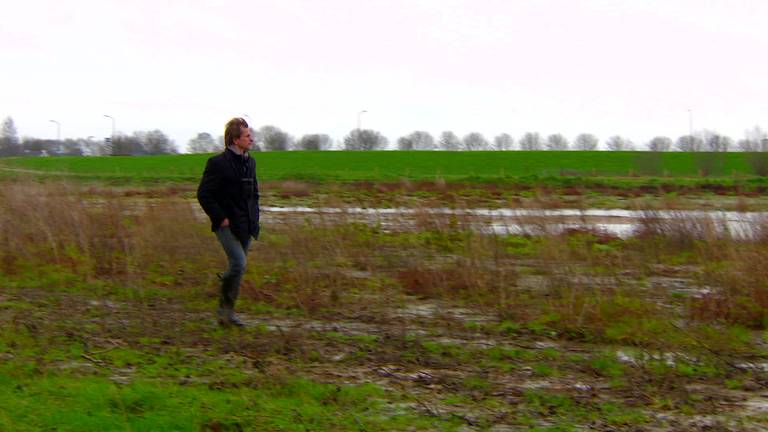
[2,0,767,150]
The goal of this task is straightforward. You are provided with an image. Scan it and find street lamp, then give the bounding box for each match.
[48,119,60,141]
[357,110,367,130]
[103,114,115,139]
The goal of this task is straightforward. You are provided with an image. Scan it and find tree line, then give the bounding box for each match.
[188,125,768,153]
[2,115,767,156]
[0,117,177,157]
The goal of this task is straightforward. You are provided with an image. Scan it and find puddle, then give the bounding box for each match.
[259,206,768,239]
[246,302,497,344]
[254,317,382,336]
[391,302,496,323]
[58,360,97,372]
[264,206,765,220]
[88,198,768,239]
[616,349,683,367]
[648,276,713,298]
[109,367,136,385]
[736,362,768,372]
[533,341,559,349]
[87,300,123,308]
[742,396,768,413]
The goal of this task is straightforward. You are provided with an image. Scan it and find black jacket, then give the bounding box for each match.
[197,148,260,243]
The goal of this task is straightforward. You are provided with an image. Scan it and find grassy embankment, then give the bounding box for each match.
[1,181,768,430]
[2,151,768,185]
[5,151,768,211]
[5,151,768,212]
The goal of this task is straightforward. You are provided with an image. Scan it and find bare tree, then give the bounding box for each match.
[246,128,262,151]
[703,133,732,152]
[16,137,85,157]
[112,134,146,156]
[738,139,759,152]
[187,132,218,153]
[398,131,436,150]
[695,151,726,177]
[143,129,177,154]
[259,125,292,151]
[20,138,57,156]
[675,134,703,152]
[397,137,415,150]
[606,135,634,151]
[519,132,542,150]
[438,131,461,151]
[545,133,569,150]
[296,133,332,151]
[573,133,598,151]
[738,126,767,151]
[647,136,672,152]
[0,116,20,156]
[462,132,489,150]
[343,129,388,150]
[493,133,514,150]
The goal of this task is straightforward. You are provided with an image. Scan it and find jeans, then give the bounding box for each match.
[215,226,251,313]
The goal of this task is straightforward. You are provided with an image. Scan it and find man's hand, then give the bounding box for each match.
[220,218,230,227]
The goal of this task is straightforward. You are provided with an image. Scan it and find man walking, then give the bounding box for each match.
[197,117,260,327]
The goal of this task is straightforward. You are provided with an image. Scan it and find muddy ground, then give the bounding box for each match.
[3,180,768,430]
[4,265,767,431]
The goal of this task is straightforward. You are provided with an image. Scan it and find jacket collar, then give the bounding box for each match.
[225,146,249,160]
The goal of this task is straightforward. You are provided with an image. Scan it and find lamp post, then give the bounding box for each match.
[49,119,60,141]
[357,110,367,130]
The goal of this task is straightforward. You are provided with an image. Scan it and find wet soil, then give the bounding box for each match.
[4,282,767,431]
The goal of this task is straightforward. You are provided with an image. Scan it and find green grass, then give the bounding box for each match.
[0,151,765,184]
[522,389,648,428]
[0,370,456,431]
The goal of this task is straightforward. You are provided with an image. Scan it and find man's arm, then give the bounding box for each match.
[197,158,228,228]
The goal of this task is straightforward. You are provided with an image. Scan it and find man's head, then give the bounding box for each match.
[224,117,253,152]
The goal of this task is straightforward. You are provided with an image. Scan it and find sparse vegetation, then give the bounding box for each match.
[1,180,768,430]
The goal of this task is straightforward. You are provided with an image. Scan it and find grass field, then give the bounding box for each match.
[1,151,767,184]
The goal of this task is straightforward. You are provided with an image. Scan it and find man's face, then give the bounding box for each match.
[233,127,253,152]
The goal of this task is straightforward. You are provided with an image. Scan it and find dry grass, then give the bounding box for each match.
[630,211,768,328]
[0,180,216,287]
[2,180,768,334]
[692,248,768,328]
[396,259,515,306]
[274,181,312,198]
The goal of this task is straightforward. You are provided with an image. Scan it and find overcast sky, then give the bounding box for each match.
[2,0,767,150]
